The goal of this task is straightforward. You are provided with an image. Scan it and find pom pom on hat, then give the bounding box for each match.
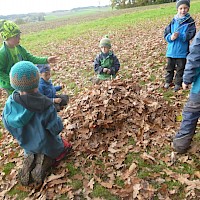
[10,61,39,92]
[37,64,50,73]
[99,35,111,48]
[176,0,190,9]
[0,20,21,40]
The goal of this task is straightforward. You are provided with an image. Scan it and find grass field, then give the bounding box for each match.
[1,1,200,199]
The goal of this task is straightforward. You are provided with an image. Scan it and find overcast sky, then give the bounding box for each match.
[0,0,111,16]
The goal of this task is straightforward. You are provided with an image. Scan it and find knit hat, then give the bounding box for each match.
[0,20,21,40]
[176,0,190,9]
[10,61,39,91]
[37,64,50,73]
[99,35,111,48]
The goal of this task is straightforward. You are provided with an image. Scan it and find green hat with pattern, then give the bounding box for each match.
[99,35,111,48]
[10,61,39,92]
[0,20,21,40]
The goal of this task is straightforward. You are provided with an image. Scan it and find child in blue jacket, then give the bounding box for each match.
[2,61,72,185]
[38,64,69,112]
[164,0,196,91]
[173,31,200,153]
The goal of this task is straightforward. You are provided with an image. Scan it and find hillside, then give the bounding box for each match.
[0,2,200,199]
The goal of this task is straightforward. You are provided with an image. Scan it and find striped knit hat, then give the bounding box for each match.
[99,35,111,48]
[10,61,39,91]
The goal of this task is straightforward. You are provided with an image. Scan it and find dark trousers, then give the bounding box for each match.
[165,57,186,86]
[54,94,69,111]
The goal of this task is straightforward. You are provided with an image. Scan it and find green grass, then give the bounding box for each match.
[91,183,120,200]
[8,185,29,200]
[3,162,15,175]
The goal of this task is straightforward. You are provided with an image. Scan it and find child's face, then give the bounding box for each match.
[6,34,20,48]
[100,46,110,54]
[177,4,189,17]
[40,71,51,81]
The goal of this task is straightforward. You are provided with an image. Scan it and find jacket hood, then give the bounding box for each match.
[3,91,53,128]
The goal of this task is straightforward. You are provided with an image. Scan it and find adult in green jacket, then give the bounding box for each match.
[0,20,59,95]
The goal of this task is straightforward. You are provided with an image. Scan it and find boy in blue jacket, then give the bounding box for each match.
[38,64,69,112]
[93,35,120,84]
[164,0,196,91]
[2,61,72,186]
[173,31,200,153]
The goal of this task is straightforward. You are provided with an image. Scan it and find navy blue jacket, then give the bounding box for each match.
[38,78,62,101]
[164,14,196,58]
[183,31,200,102]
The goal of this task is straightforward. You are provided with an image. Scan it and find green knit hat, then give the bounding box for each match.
[10,61,39,92]
[0,20,21,40]
[99,35,111,48]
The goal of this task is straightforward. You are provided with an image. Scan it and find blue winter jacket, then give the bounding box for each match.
[164,14,196,58]
[183,31,200,103]
[38,78,62,101]
[2,91,64,159]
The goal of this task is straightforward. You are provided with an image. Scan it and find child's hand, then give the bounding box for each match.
[54,98,62,103]
[182,83,189,90]
[171,32,179,41]
[47,56,59,63]
[106,69,111,74]
[103,68,108,73]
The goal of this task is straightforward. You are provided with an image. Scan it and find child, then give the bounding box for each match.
[164,0,196,91]
[0,20,59,95]
[37,64,69,112]
[93,35,120,84]
[173,31,200,153]
[2,61,72,186]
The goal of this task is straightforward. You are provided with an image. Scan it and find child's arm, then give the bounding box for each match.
[178,20,196,42]
[183,31,200,85]
[164,22,174,43]
[110,55,120,75]
[54,85,62,91]
[94,54,103,74]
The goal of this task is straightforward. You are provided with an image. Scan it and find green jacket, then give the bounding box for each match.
[0,42,48,93]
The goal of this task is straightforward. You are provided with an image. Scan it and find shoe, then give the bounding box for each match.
[173,133,194,154]
[164,83,170,89]
[31,154,54,184]
[55,139,72,163]
[18,154,36,186]
[174,85,181,92]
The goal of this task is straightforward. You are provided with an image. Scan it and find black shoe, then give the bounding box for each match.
[174,85,181,92]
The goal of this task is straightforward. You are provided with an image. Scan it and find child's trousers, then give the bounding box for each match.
[173,100,200,153]
[165,57,186,86]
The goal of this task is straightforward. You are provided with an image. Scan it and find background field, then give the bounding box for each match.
[0,1,200,199]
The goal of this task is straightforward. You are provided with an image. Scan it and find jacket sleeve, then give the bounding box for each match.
[45,106,63,136]
[110,55,120,75]
[183,31,200,84]
[164,22,173,43]
[94,54,103,74]
[54,86,62,91]
[179,20,196,42]
[19,45,48,64]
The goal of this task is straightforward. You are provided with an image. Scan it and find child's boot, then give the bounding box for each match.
[31,154,54,184]
[18,154,36,186]
[173,133,194,153]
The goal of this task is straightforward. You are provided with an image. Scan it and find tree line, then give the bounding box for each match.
[110,0,175,9]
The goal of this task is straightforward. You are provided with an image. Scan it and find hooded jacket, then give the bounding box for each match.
[164,13,196,58]
[0,42,48,92]
[2,91,64,159]
[94,51,120,80]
